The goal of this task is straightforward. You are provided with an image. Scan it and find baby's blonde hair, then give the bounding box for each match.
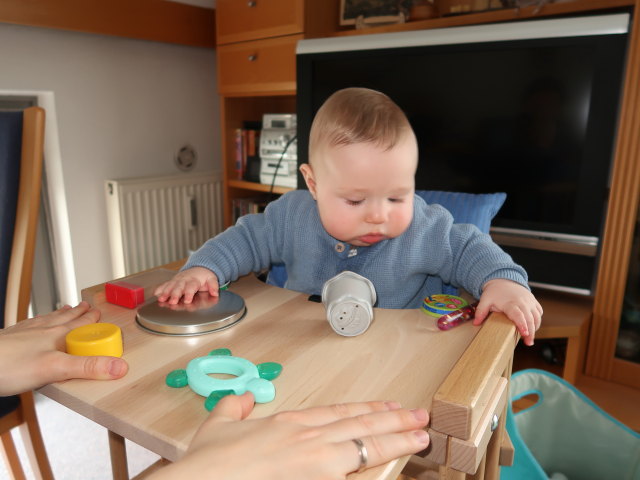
[308,87,413,164]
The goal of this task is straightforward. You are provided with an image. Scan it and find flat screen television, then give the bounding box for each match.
[296,13,630,295]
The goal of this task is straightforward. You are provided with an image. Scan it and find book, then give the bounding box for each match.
[233,126,261,181]
[231,195,271,224]
[234,128,243,180]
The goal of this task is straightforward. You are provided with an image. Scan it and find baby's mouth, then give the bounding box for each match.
[359,233,385,245]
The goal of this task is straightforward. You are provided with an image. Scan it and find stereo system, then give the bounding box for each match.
[260,113,298,189]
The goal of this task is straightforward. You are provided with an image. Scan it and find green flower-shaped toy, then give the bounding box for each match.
[166,348,283,411]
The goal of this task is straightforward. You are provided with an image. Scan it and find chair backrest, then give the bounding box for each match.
[0,107,45,328]
[0,106,53,480]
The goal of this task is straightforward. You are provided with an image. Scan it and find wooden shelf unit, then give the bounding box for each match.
[215,0,338,227]
[219,94,296,225]
[228,179,292,196]
[215,0,640,391]
[332,0,633,37]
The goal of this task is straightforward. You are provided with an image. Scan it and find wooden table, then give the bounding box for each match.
[39,265,518,480]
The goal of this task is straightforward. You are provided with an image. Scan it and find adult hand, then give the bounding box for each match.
[474,279,543,346]
[0,302,129,396]
[154,267,219,305]
[152,393,430,480]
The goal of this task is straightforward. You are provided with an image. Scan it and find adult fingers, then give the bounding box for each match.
[60,307,102,331]
[277,401,402,427]
[206,393,256,424]
[50,353,129,383]
[36,302,93,327]
[299,407,429,446]
[338,430,430,474]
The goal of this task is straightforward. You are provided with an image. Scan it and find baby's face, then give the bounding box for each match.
[302,134,417,247]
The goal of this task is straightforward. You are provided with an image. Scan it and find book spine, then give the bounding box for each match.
[234,128,243,180]
[248,129,255,157]
[241,129,248,180]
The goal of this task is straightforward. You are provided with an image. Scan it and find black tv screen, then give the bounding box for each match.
[296,13,629,294]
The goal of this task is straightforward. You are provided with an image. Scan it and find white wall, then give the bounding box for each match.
[0,22,220,296]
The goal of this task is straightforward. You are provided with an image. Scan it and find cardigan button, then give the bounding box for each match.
[335,243,345,253]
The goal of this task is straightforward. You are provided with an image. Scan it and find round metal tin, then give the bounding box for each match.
[136,290,247,336]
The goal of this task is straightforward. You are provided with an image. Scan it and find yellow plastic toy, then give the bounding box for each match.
[65,323,123,357]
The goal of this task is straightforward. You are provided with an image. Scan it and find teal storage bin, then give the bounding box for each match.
[501,369,640,480]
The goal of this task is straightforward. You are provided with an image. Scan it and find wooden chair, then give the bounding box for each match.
[0,106,54,479]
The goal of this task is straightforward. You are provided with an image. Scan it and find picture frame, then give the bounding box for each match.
[340,0,411,27]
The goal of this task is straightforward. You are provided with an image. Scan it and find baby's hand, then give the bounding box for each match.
[154,267,219,305]
[473,279,543,346]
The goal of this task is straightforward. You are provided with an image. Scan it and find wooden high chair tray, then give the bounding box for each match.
[43,267,518,480]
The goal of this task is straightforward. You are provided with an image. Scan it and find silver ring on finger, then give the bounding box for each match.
[352,438,368,473]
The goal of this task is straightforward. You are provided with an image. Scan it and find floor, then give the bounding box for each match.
[576,374,640,432]
[0,393,159,480]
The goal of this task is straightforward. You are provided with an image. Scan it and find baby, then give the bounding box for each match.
[155,88,542,345]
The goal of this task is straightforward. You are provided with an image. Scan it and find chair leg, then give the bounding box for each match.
[18,393,54,480]
[1,430,27,480]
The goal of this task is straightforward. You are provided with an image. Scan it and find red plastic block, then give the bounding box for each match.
[105,281,145,309]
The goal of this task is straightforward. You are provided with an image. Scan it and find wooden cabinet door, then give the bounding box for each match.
[216,0,304,45]
[217,35,301,94]
[587,0,640,389]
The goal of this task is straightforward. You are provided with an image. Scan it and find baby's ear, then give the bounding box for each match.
[299,164,317,198]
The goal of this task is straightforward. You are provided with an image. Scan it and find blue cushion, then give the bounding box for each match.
[415,190,506,234]
[267,263,288,288]
[268,191,506,289]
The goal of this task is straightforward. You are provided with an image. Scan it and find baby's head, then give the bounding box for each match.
[300,87,418,247]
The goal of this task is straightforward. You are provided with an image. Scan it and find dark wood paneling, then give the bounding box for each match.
[0,0,215,48]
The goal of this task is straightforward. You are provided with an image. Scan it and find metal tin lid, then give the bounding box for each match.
[135,290,246,336]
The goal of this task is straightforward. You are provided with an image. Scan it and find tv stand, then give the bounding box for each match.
[530,289,593,384]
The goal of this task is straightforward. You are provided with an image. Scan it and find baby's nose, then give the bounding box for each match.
[365,204,387,224]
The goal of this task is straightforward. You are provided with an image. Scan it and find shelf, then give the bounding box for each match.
[332,0,634,37]
[228,179,293,195]
[513,340,564,378]
[223,90,297,99]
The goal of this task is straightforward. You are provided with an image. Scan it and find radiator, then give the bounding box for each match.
[105,172,223,278]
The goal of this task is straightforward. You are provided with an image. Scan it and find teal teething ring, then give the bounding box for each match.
[186,355,275,402]
[166,348,282,410]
